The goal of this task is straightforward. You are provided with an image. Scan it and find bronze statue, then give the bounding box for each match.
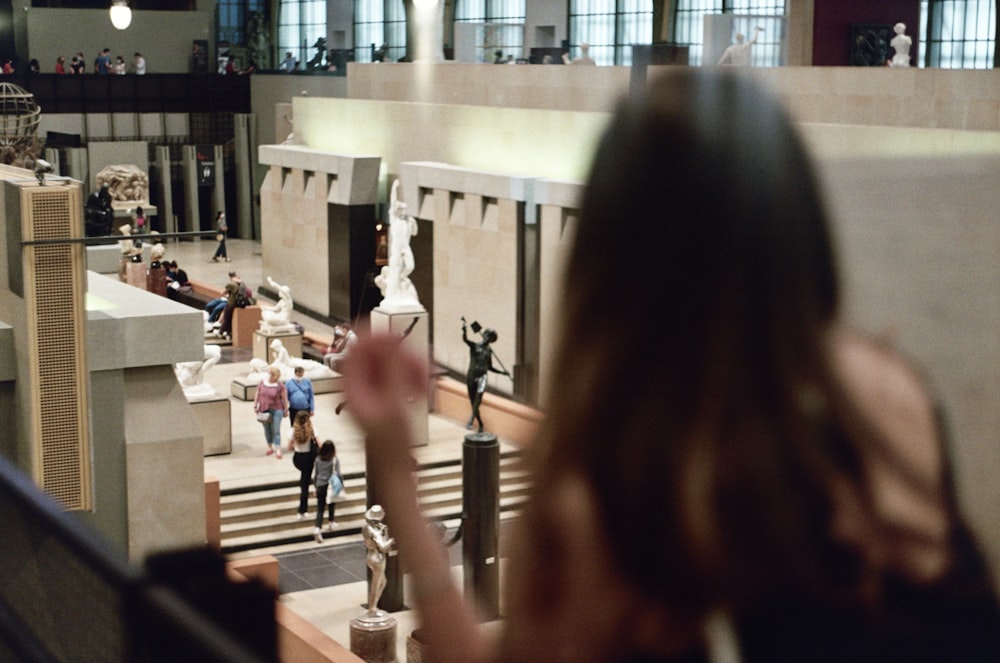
[84,183,114,237]
[462,318,510,433]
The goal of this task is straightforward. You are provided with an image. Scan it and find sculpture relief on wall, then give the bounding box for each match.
[96,164,149,204]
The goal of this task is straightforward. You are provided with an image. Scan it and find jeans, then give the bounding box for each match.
[213,238,227,259]
[314,483,335,528]
[206,297,227,322]
[260,409,283,449]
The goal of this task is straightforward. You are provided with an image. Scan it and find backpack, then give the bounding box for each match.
[234,283,253,308]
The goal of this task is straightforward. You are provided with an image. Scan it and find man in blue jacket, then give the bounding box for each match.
[286,366,314,424]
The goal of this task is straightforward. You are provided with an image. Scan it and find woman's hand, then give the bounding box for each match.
[343,333,428,469]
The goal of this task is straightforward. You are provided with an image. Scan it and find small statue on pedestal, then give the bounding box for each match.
[374,179,421,312]
[889,22,912,67]
[362,505,396,621]
[174,345,222,401]
[350,504,398,662]
[462,317,511,433]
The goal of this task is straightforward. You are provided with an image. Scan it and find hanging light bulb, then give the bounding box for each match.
[109,0,132,30]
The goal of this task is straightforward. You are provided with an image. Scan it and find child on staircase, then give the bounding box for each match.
[312,440,344,543]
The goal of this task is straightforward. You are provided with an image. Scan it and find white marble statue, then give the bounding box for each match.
[174,344,222,401]
[118,224,141,257]
[258,276,297,334]
[374,179,422,312]
[889,22,911,67]
[245,339,336,383]
[717,26,764,66]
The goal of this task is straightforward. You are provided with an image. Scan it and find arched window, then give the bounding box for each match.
[217,0,266,49]
[672,0,785,66]
[922,0,996,67]
[455,0,526,61]
[568,0,652,66]
[355,0,408,62]
[279,0,327,67]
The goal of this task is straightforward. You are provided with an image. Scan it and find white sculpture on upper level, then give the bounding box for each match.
[175,344,222,401]
[717,26,764,66]
[374,179,422,312]
[889,22,912,67]
[246,339,336,383]
[258,276,297,334]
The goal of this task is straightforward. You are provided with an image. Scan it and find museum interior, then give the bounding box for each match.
[2,0,1000,660]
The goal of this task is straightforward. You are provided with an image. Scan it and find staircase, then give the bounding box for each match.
[220,451,530,555]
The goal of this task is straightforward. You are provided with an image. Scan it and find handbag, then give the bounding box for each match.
[215,233,225,241]
[310,436,319,454]
[256,410,271,422]
[327,474,347,504]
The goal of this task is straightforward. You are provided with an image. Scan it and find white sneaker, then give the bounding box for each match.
[324,521,338,531]
[313,527,323,543]
[296,513,305,521]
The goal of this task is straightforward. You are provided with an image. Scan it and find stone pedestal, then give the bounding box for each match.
[370,307,429,447]
[147,265,167,297]
[230,373,345,401]
[350,615,397,663]
[189,396,232,456]
[125,261,146,289]
[405,630,429,663]
[252,330,302,363]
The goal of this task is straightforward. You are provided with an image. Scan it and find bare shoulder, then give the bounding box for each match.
[830,329,951,581]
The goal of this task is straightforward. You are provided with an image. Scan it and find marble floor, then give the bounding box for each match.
[163,237,515,660]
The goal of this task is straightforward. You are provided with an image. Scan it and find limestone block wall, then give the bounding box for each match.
[346,62,632,113]
[339,63,1000,133]
[258,146,381,318]
[535,180,583,408]
[715,66,1000,132]
[399,162,523,397]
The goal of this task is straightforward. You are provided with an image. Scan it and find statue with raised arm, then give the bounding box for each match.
[889,22,912,67]
[462,318,511,433]
[259,276,297,334]
[717,26,764,66]
[362,505,396,620]
[374,179,421,311]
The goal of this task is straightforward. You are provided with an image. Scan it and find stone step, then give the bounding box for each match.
[218,453,530,555]
[221,479,532,535]
[220,496,527,555]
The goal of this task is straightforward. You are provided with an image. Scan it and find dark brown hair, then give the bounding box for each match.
[515,70,868,635]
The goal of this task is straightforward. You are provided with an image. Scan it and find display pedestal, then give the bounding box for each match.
[252,330,302,363]
[125,261,146,289]
[350,615,397,663]
[147,265,167,297]
[230,374,345,401]
[370,307,429,447]
[189,396,232,456]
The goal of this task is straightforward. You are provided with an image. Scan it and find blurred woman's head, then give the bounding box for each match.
[529,69,847,619]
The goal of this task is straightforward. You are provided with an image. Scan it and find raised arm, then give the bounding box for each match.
[343,335,490,663]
